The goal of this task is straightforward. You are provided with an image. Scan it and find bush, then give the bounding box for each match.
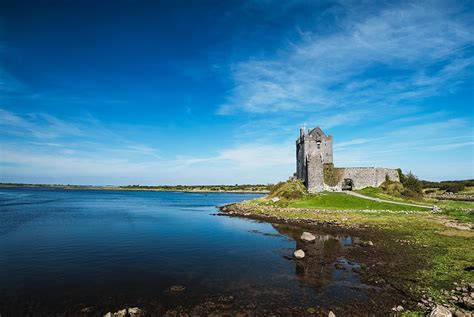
[381,181,404,195]
[402,188,421,198]
[397,168,406,184]
[395,170,423,198]
[323,163,343,186]
[403,172,423,196]
[441,183,465,193]
[269,179,307,200]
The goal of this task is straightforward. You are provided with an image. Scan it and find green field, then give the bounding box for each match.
[460,186,474,194]
[355,187,474,224]
[280,192,428,211]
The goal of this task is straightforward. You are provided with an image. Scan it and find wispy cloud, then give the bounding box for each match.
[0,108,293,185]
[219,1,473,122]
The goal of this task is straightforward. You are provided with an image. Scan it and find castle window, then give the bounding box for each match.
[317,143,320,149]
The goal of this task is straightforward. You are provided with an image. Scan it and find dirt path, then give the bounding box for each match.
[345,191,433,209]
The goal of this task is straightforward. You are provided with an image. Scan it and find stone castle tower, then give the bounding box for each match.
[296,126,399,193]
[296,126,333,192]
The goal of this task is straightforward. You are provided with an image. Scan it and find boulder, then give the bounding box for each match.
[328,311,336,317]
[432,205,441,212]
[271,197,280,202]
[293,249,305,259]
[115,309,127,317]
[429,305,452,317]
[128,307,143,317]
[301,232,316,242]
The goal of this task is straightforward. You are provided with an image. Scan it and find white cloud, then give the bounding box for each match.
[219,2,474,118]
[0,142,294,185]
[0,108,295,184]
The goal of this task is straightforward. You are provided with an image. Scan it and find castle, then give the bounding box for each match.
[296,126,399,193]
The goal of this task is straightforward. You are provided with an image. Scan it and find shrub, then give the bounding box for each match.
[381,181,404,195]
[395,170,423,199]
[323,163,344,186]
[441,183,465,193]
[269,179,307,200]
[397,168,406,184]
[402,188,420,198]
[402,172,423,197]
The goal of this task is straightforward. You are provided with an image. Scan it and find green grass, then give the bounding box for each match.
[459,186,474,195]
[435,200,474,224]
[357,187,425,204]
[286,192,428,211]
[355,187,474,224]
[268,179,307,200]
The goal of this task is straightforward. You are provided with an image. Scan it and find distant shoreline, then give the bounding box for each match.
[0,183,270,194]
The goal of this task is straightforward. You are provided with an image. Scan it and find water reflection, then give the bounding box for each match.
[270,224,368,305]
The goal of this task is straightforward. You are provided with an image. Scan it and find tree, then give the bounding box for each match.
[402,171,423,197]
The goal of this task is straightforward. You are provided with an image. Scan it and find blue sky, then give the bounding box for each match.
[0,0,473,185]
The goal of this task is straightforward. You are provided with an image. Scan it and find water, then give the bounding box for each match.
[0,188,367,315]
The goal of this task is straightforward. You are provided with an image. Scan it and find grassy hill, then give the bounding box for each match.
[287,192,428,211]
[262,179,429,211]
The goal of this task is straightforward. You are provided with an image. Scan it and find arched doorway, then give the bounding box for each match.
[342,178,353,191]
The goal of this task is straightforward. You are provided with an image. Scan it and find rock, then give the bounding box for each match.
[432,205,441,212]
[294,249,305,259]
[217,295,234,304]
[271,197,280,202]
[81,307,94,313]
[367,241,374,246]
[461,297,474,309]
[464,265,474,272]
[128,307,142,317]
[334,263,345,270]
[453,309,470,317]
[392,305,404,312]
[429,305,452,317]
[301,232,316,242]
[104,313,112,317]
[328,311,336,317]
[115,309,127,317]
[307,307,316,314]
[169,285,186,293]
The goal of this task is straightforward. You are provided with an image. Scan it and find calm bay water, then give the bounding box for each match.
[0,188,366,315]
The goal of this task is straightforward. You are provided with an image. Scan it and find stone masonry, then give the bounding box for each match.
[296,126,399,193]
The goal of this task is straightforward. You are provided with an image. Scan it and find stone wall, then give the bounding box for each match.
[296,126,399,193]
[307,155,324,193]
[337,168,399,190]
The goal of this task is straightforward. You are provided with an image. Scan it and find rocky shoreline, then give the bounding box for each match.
[218,202,474,317]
